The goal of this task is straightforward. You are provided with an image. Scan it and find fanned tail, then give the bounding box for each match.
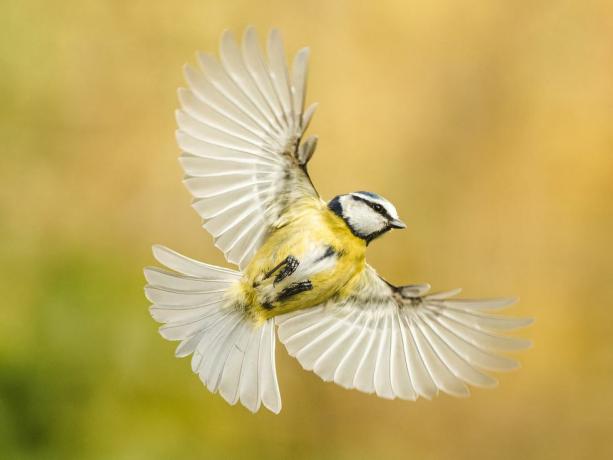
[144,245,281,413]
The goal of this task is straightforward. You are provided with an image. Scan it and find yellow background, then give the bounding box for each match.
[2,1,612,459]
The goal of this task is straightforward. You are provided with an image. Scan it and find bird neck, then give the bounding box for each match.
[327,197,376,244]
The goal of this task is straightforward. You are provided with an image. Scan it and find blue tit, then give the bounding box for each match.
[144,28,532,414]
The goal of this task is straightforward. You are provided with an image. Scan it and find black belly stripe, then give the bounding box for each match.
[315,245,336,262]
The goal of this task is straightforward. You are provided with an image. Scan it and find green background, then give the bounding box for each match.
[2,0,612,459]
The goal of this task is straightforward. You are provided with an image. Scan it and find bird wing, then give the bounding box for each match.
[276,265,532,400]
[177,28,320,269]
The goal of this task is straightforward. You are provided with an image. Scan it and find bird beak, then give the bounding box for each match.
[389,218,407,229]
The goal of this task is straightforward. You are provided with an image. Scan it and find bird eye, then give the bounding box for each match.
[373,204,383,212]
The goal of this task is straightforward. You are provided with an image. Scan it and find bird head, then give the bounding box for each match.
[328,191,406,244]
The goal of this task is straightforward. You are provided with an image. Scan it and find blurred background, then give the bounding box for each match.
[1,0,612,459]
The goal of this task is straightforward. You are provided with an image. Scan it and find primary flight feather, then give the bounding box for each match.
[144,28,532,414]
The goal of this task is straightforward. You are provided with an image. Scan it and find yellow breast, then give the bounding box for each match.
[237,197,367,321]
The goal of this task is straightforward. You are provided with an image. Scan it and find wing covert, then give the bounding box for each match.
[276,265,532,400]
[177,28,320,268]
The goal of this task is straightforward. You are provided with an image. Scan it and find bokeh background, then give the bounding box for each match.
[2,0,613,459]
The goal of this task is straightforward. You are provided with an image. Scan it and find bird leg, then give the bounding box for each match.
[277,280,313,302]
[264,255,300,286]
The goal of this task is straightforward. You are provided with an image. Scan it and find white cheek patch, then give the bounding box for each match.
[343,200,387,236]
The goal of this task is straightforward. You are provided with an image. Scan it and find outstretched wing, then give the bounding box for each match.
[276,265,532,400]
[177,28,320,269]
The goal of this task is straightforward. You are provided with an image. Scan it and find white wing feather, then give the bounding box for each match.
[177,28,318,269]
[277,266,532,400]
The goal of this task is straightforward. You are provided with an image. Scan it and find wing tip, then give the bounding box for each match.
[513,317,534,330]
[500,296,520,308]
[182,62,196,79]
[268,27,281,41]
[220,28,234,41]
[151,244,171,262]
[143,265,164,284]
[262,399,282,414]
[426,287,463,300]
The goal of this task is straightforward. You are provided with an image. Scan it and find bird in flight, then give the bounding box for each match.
[144,28,531,414]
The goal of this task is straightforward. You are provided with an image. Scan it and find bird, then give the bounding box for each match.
[144,27,532,414]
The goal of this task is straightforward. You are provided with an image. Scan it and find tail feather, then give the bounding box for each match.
[151,244,240,279]
[145,245,282,414]
[236,320,281,412]
[149,300,225,324]
[259,320,281,411]
[144,266,234,291]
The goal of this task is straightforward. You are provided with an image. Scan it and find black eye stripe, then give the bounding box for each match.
[352,195,393,220]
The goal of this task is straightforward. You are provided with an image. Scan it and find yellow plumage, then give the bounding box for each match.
[237,197,366,322]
